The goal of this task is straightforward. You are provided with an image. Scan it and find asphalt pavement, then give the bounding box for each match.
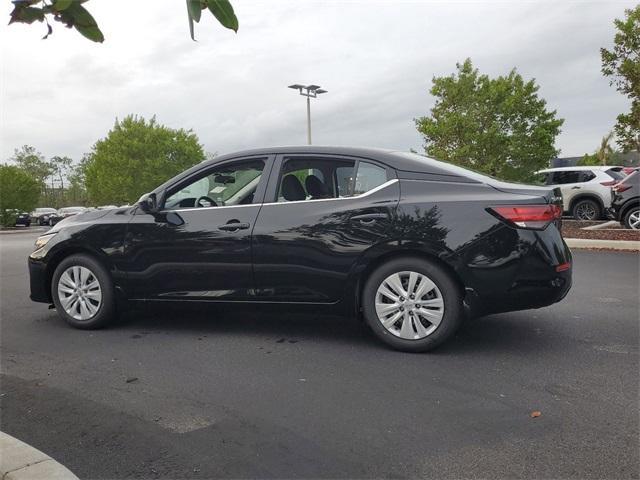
[1,229,638,479]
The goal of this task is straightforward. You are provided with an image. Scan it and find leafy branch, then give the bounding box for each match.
[8,0,238,43]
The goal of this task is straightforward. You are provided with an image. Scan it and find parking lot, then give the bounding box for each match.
[1,229,638,479]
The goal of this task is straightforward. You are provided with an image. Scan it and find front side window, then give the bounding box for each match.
[164,159,265,210]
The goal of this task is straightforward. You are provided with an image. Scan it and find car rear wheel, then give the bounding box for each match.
[362,257,464,352]
[623,206,640,230]
[572,199,601,221]
[51,254,116,329]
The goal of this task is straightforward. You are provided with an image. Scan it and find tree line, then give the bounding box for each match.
[2,5,637,227]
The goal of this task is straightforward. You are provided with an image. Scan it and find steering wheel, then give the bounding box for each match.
[196,196,217,208]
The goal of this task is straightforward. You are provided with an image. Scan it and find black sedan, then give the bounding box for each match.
[28,147,572,352]
[610,171,639,229]
[14,211,31,227]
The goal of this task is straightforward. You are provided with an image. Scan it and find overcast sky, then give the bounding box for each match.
[0,0,635,164]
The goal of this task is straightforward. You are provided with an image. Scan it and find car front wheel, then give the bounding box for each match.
[51,254,116,329]
[623,206,640,230]
[362,257,464,352]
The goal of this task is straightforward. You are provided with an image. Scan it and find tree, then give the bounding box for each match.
[595,131,615,165]
[83,115,205,205]
[578,153,600,166]
[0,165,40,226]
[50,155,73,190]
[11,145,52,199]
[415,59,564,182]
[8,0,238,43]
[65,155,89,206]
[601,5,640,152]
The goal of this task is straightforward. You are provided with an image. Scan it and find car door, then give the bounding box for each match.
[123,156,273,300]
[251,154,399,303]
[550,170,582,211]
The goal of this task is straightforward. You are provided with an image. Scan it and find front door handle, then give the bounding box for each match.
[218,222,250,231]
[350,213,388,224]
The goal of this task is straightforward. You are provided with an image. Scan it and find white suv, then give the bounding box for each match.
[536,166,626,220]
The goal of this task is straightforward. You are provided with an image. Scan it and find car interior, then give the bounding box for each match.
[277,158,356,202]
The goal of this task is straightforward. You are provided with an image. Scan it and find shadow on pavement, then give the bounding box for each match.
[115,302,558,356]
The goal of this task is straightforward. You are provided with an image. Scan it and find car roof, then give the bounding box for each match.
[538,166,623,173]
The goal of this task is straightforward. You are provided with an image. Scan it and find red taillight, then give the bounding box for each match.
[600,180,617,186]
[613,183,632,193]
[555,262,571,272]
[489,204,562,230]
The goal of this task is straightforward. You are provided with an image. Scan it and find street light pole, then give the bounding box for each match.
[288,84,327,145]
[306,95,311,145]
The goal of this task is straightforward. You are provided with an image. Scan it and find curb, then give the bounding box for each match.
[565,238,640,251]
[0,431,78,480]
[0,228,48,235]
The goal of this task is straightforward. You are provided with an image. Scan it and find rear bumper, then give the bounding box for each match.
[458,225,573,317]
[466,267,572,316]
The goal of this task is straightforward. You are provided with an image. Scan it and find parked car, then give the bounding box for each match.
[48,207,88,226]
[29,146,572,352]
[31,207,58,226]
[536,166,626,220]
[609,171,640,229]
[14,211,31,227]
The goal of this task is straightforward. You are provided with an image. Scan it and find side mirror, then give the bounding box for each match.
[137,192,158,214]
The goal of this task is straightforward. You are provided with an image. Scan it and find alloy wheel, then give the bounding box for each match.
[628,210,640,230]
[575,202,597,220]
[57,266,102,321]
[375,271,445,340]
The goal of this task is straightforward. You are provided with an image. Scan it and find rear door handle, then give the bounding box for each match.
[218,222,250,231]
[350,213,388,223]
[571,186,581,190]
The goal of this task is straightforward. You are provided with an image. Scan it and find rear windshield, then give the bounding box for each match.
[396,152,500,183]
[605,168,626,181]
[619,171,639,184]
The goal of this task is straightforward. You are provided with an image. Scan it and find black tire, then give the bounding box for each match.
[362,257,464,352]
[571,198,601,220]
[623,206,640,230]
[51,254,116,329]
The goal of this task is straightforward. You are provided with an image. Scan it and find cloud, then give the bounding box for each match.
[0,0,634,164]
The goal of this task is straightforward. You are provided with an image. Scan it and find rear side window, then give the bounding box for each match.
[353,162,388,195]
[580,171,596,182]
[551,171,581,184]
[278,158,354,202]
[277,158,389,202]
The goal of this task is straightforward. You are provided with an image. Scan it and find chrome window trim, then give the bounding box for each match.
[162,203,260,213]
[162,179,398,213]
